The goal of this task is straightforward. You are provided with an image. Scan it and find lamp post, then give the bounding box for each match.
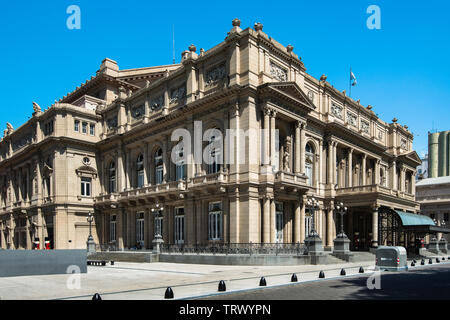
[333,201,350,254]
[335,202,348,239]
[305,197,323,255]
[152,202,164,254]
[306,197,320,238]
[86,211,96,255]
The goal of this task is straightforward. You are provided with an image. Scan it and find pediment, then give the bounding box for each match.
[76,165,98,176]
[258,81,316,111]
[398,151,422,166]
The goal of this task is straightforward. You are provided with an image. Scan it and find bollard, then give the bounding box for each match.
[319,271,325,278]
[442,257,445,261]
[429,259,433,264]
[110,261,115,265]
[421,259,425,265]
[411,261,415,267]
[87,261,91,266]
[413,259,417,264]
[259,277,267,286]
[436,258,440,263]
[102,261,106,266]
[359,267,364,273]
[340,268,346,276]
[92,293,102,300]
[164,287,174,299]
[218,280,226,292]
[291,273,298,282]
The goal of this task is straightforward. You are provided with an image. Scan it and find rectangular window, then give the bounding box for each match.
[110,215,116,242]
[444,213,449,222]
[136,212,144,246]
[74,120,80,132]
[174,207,185,244]
[208,202,222,240]
[81,177,92,196]
[90,124,95,136]
[82,122,87,134]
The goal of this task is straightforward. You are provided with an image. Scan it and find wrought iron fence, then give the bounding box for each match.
[160,243,307,256]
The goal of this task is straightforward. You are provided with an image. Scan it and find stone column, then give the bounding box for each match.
[162,136,168,183]
[117,209,124,250]
[295,121,301,174]
[263,107,271,167]
[327,204,334,247]
[327,140,333,185]
[294,200,301,243]
[26,217,32,250]
[391,161,397,190]
[347,148,353,188]
[372,206,379,248]
[270,198,276,243]
[270,110,277,169]
[126,149,132,189]
[117,147,125,192]
[143,142,149,186]
[263,196,270,243]
[362,154,367,185]
[300,196,306,243]
[375,159,381,185]
[300,123,306,174]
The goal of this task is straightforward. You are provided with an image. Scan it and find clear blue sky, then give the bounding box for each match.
[1,0,449,157]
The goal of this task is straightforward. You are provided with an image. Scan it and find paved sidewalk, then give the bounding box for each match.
[0,257,447,300]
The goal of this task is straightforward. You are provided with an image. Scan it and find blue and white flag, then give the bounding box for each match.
[350,71,357,86]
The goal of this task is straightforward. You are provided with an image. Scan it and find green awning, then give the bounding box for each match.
[395,211,435,226]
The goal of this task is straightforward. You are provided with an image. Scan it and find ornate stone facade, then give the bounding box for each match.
[0,20,422,251]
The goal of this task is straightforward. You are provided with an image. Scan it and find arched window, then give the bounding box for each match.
[207,135,221,174]
[154,148,163,185]
[109,161,116,193]
[136,154,144,188]
[305,143,314,186]
[174,142,186,181]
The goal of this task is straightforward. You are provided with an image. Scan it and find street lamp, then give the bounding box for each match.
[335,202,348,239]
[152,202,164,254]
[86,211,96,254]
[306,197,320,238]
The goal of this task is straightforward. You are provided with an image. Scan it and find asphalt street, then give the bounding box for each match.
[200,263,450,300]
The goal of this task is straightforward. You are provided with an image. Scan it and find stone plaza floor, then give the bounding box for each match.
[0,257,447,300]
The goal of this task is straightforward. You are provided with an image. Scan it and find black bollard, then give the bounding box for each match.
[413,259,417,263]
[319,271,325,278]
[421,259,425,265]
[110,261,115,265]
[102,261,106,266]
[259,277,267,286]
[340,268,346,276]
[218,280,226,292]
[436,258,440,263]
[442,257,445,261]
[164,287,174,299]
[429,259,433,264]
[359,267,364,273]
[411,261,415,267]
[291,273,298,282]
[92,293,102,300]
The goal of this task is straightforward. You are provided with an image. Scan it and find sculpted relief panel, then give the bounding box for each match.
[270,61,287,82]
[205,64,227,87]
[331,103,343,119]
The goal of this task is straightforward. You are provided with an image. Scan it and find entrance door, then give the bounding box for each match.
[352,212,371,251]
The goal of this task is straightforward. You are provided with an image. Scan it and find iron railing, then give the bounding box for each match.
[160,243,307,256]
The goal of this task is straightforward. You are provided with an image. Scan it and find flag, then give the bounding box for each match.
[350,71,357,86]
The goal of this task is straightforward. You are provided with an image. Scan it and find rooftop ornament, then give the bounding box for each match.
[392,117,398,123]
[232,18,241,27]
[188,44,196,52]
[286,44,294,53]
[367,105,373,110]
[254,22,263,32]
[320,74,327,82]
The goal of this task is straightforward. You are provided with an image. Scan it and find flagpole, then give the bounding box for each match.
[349,67,352,98]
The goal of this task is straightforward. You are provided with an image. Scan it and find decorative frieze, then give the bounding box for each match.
[170,84,186,104]
[347,112,357,127]
[400,138,407,150]
[307,91,314,102]
[150,94,164,111]
[270,61,287,82]
[361,120,370,134]
[205,64,226,87]
[131,104,145,119]
[12,133,32,152]
[106,116,118,130]
[331,103,343,119]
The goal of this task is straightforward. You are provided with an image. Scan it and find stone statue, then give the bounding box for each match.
[32,102,41,113]
[6,123,13,135]
[283,150,290,171]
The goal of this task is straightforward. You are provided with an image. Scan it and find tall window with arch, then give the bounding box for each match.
[108,161,116,193]
[154,148,163,184]
[174,141,186,181]
[207,134,221,174]
[136,154,144,188]
[305,143,314,187]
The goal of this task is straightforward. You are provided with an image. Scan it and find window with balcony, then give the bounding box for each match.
[208,202,222,240]
[174,207,185,244]
[154,148,163,185]
[136,154,144,188]
[136,212,144,247]
[109,161,116,193]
